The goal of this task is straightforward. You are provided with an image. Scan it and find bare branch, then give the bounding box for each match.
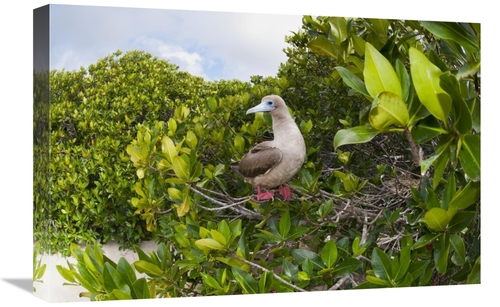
[229,252,306,292]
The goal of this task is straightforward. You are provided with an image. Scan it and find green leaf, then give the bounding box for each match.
[439,72,472,134]
[448,181,480,210]
[335,66,370,97]
[217,220,232,244]
[467,256,480,284]
[232,267,258,294]
[185,130,198,149]
[364,42,402,99]
[411,116,446,144]
[421,207,455,231]
[327,16,348,44]
[420,21,479,53]
[434,233,450,274]
[395,59,410,102]
[308,35,342,60]
[291,249,326,270]
[194,238,226,252]
[103,262,131,295]
[172,155,190,180]
[258,271,273,293]
[371,248,392,281]
[108,289,133,300]
[116,258,137,290]
[161,135,178,163]
[449,234,466,266]
[334,125,380,149]
[133,260,164,277]
[394,246,410,282]
[352,237,366,257]
[321,239,338,268]
[75,263,100,292]
[366,275,390,287]
[459,134,480,182]
[407,260,431,281]
[409,47,452,127]
[282,259,299,280]
[132,278,150,299]
[210,229,228,246]
[408,91,431,124]
[447,211,476,233]
[56,265,76,284]
[234,134,245,154]
[351,35,366,56]
[200,272,222,290]
[167,187,183,200]
[333,257,360,276]
[279,210,291,239]
[369,91,409,129]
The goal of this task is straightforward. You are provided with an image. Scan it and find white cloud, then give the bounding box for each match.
[136,37,209,79]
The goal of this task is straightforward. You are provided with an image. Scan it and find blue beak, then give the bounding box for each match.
[246,100,276,115]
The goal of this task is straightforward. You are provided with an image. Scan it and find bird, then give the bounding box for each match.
[233,95,306,201]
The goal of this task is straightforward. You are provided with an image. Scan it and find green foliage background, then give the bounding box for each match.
[34,17,480,300]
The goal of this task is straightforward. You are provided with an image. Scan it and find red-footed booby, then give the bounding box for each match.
[234,95,306,201]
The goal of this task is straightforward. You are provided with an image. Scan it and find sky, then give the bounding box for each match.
[50,5,303,82]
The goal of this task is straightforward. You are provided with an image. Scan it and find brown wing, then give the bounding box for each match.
[237,143,283,178]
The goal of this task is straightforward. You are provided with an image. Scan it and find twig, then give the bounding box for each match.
[229,252,306,292]
[188,185,262,219]
[329,275,350,290]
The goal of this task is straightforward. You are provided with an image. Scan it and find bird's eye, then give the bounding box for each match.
[266,101,273,106]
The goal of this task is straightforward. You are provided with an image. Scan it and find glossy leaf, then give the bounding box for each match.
[133,260,164,277]
[434,233,450,274]
[420,21,479,52]
[333,257,360,276]
[103,262,131,296]
[321,239,338,268]
[161,135,178,163]
[335,66,370,97]
[449,234,466,266]
[411,116,446,144]
[334,125,380,149]
[232,267,258,294]
[459,134,480,181]
[308,35,342,59]
[116,258,137,291]
[282,259,299,280]
[439,72,472,134]
[194,238,226,252]
[369,91,409,129]
[132,278,150,299]
[108,289,133,300]
[394,246,411,282]
[279,210,291,239]
[185,130,198,149]
[200,272,222,289]
[291,249,326,270]
[448,181,480,210]
[395,59,410,102]
[172,155,190,180]
[210,229,228,246]
[447,211,476,233]
[327,16,348,44]
[467,256,480,284]
[410,47,452,127]
[371,248,392,281]
[421,208,455,231]
[364,43,402,99]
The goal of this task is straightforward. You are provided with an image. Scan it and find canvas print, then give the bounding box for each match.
[33,4,481,303]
